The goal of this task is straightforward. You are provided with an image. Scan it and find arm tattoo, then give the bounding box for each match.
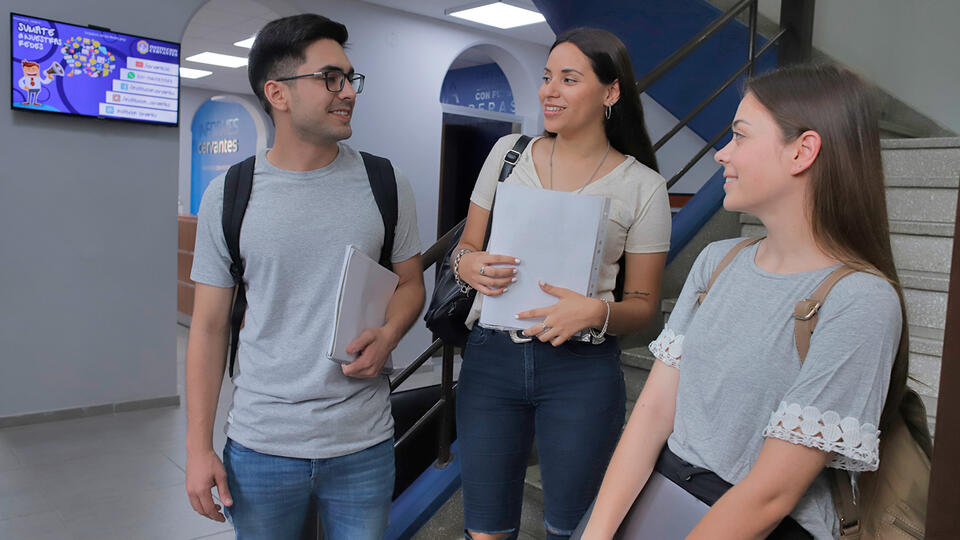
[623,291,651,296]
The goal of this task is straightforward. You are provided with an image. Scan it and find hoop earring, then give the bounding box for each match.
[604,104,612,120]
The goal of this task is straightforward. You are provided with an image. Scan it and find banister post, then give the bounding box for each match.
[778,0,815,66]
[436,343,456,468]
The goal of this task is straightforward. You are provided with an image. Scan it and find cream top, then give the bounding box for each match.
[465,134,672,327]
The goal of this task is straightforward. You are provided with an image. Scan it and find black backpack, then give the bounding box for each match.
[221,152,398,377]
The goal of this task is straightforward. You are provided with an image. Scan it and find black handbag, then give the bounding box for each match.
[424,135,532,347]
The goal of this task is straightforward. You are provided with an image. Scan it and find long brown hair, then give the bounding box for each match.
[746,64,907,430]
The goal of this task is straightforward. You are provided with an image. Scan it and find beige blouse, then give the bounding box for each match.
[465,134,672,327]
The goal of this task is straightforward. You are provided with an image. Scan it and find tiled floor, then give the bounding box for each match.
[0,325,235,540]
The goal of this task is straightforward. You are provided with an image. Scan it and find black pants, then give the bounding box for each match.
[655,447,813,539]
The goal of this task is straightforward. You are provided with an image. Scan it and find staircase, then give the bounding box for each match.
[637,137,959,435]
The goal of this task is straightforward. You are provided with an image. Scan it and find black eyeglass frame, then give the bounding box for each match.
[273,70,365,93]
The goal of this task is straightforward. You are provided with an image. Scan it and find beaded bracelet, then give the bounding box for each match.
[453,248,473,294]
[589,299,611,344]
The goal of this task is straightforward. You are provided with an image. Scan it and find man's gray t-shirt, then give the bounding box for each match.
[191,144,421,459]
[648,238,900,539]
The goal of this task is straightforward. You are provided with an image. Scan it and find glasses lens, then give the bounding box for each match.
[349,74,364,94]
[323,71,345,92]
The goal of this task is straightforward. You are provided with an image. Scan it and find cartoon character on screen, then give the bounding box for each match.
[18,60,64,106]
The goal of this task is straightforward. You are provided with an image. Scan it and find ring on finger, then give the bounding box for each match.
[479,264,486,276]
[540,321,549,331]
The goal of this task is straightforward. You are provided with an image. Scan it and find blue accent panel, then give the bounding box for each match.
[441,63,516,114]
[385,440,462,540]
[189,99,258,214]
[532,0,776,150]
[667,168,728,265]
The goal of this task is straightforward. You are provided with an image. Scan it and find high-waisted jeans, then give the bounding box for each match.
[457,325,626,540]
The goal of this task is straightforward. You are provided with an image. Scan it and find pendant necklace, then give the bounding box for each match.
[549,137,611,193]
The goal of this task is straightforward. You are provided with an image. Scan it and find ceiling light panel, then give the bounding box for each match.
[234,36,256,49]
[180,67,213,79]
[448,2,545,29]
[185,52,248,68]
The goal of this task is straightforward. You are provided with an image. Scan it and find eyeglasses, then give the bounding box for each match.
[274,70,365,94]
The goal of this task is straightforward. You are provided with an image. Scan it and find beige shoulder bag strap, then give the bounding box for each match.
[792,265,858,364]
[792,264,861,538]
[697,237,764,305]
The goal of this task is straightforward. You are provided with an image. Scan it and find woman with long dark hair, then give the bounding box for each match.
[451,28,671,540]
[583,64,907,540]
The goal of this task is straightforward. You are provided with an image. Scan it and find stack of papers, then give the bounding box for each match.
[327,245,399,371]
[480,183,610,330]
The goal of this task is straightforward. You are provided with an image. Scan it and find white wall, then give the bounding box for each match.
[759,0,960,133]
[0,0,207,417]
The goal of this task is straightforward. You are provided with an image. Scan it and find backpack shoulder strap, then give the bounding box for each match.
[360,152,398,270]
[696,237,763,305]
[482,135,532,250]
[221,155,256,378]
[792,265,858,364]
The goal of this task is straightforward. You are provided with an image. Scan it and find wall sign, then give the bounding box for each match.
[440,62,515,114]
[189,99,258,214]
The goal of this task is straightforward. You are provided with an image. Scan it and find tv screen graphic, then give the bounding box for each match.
[11,13,181,126]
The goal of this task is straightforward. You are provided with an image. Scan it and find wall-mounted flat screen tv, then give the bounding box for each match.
[11,13,180,126]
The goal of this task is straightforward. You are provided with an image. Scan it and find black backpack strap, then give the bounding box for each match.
[483,135,532,249]
[221,155,256,378]
[360,152,398,269]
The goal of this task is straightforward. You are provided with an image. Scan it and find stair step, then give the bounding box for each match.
[881,140,960,178]
[910,325,944,356]
[892,234,953,273]
[622,346,654,370]
[886,187,958,224]
[885,176,960,189]
[903,288,947,331]
[623,363,651,403]
[662,298,677,315]
[889,220,955,238]
[900,269,951,292]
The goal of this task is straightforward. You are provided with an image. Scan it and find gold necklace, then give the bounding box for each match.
[549,137,611,193]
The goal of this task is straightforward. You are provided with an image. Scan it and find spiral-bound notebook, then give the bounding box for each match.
[479,183,610,330]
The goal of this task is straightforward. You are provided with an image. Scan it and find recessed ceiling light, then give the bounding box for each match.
[180,67,213,79]
[447,2,545,29]
[234,36,256,49]
[186,52,248,68]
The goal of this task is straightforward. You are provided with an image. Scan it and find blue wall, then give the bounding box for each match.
[533,0,776,149]
[440,63,515,114]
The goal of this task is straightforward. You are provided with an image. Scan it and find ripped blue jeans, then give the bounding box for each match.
[457,326,625,540]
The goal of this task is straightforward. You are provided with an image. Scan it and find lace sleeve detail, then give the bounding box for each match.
[762,402,880,472]
[649,327,683,369]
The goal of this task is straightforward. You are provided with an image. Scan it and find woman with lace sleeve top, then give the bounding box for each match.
[582,64,908,540]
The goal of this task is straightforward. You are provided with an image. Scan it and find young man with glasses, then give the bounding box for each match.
[184,14,424,539]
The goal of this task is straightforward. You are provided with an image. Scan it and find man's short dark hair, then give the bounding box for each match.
[248,14,348,118]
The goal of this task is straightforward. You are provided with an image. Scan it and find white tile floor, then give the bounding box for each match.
[0,325,235,540]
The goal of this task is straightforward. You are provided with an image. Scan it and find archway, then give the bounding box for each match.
[436,44,529,238]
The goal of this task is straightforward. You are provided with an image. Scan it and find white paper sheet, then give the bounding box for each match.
[327,245,399,372]
[479,183,609,330]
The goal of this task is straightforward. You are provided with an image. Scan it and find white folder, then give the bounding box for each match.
[479,183,610,330]
[327,245,399,372]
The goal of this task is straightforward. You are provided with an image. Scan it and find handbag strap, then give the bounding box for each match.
[482,135,531,249]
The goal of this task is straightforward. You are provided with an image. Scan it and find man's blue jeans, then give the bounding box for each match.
[222,437,395,540]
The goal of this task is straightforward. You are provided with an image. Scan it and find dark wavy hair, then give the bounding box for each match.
[248,14,348,119]
[548,28,658,172]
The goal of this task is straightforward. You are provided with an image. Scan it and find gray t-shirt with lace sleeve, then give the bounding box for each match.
[648,237,900,539]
